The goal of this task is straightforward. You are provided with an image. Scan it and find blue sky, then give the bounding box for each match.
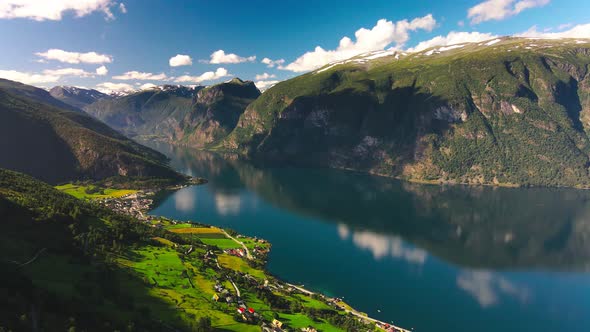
[0,0,588,92]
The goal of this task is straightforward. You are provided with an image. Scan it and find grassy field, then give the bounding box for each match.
[55,183,137,200]
[218,254,266,280]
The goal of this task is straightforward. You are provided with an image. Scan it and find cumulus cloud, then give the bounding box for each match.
[255,72,276,80]
[255,80,280,91]
[95,81,135,94]
[119,3,127,14]
[517,23,590,39]
[0,0,120,21]
[42,67,94,77]
[261,57,285,68]
[407,31,498,52]
[282,14,436,72]
[139,83,157,90]
[175,67,230,83]
[208,50,256,64]
[169,54,192,67]
[95,65,108,76]
[468,0,550,24]
[112,71,167,80]
[36,49,113,64]
[0,69,60,84]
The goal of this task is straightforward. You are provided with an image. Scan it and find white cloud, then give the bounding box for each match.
[517,23,590,39]
[175,67,230,83]
[96,65,108,76]
[0,69,60,84]
[468,0,550,24]
[255,72,276,80]
[255,80,280,91]
[0,0,120,21]
[557,23,573,31]
[261,57,285,68]
[119,3,127,14]
[112,71,167,80]
[36,49,113,64]
[42,67,94,77]
[208,50,256,64]
[407,31,498,52]
[169,54,192,67]
[139,83,157,90]
[282,14,436,72]
[95,82,135,94]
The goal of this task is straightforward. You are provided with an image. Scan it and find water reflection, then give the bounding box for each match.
[338,224,427,264]
[147,144,590,271]
[457,270,530,308]
[214,193,242,216]
[145,144,590,332]
[174,189,195,211]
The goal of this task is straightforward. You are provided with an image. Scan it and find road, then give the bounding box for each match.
[285,283,410,332]
[220,229,253,260]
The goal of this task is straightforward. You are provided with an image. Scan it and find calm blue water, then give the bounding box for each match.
[148,144,590,332]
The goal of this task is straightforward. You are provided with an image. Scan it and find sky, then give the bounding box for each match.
[0,0,589,93]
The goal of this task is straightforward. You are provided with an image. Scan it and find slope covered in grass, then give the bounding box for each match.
[224,37,590,187]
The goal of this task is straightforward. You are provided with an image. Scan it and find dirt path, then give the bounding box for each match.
[220,229,253,260]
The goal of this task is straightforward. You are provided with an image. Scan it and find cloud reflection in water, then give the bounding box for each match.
[338,224,427,264]
[457,270,530,308]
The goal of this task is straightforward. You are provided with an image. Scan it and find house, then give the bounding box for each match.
[212,293,219,302]
[302,327,317,332]
[248,308,255,314]
[272,319,283,328]
[237,307,246,314]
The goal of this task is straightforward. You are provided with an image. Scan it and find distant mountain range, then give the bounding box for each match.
[48,37,590,187]
[0,79,182,184]
[49,86,111,109]
[52,79,260,148]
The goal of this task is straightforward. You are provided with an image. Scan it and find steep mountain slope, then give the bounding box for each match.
[0,79,82,112]
[224,37,590,187]
[83,85,200,140]
[180,78,261,147]
[49,86,110,109]
[0,169,190,331]
[0,79,182,184]
[83,79,260,147]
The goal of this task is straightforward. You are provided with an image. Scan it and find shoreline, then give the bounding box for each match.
[97,181,412,332]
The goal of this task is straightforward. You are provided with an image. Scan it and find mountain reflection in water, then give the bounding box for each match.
[146,142,590,332]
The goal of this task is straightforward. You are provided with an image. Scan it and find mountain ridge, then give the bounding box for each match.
[0,79,183,184]
[221,37,590,188]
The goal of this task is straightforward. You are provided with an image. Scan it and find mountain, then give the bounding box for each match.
[83,85,201,140]
[83,79,260,147]
[180,78,261,147]
[0,79,183,184]
[223,37,590,188]
[0,79,82,113]
[49,86,110,109]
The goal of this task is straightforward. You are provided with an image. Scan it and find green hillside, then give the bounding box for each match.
[223,37,590,187]
[0,169,376,332]
[0,79,183,184]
